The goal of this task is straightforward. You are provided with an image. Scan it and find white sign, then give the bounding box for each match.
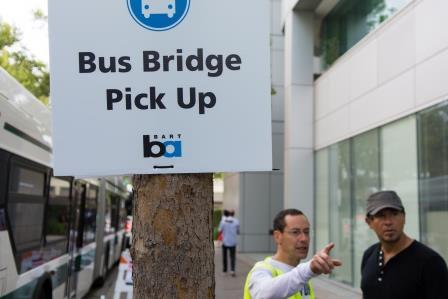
[49,0,272,176]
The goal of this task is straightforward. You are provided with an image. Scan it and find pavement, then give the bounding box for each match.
[85,244,362,299]
[214,246,255,299]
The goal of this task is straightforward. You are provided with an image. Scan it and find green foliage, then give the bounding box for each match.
[213,172,223,180]
[322,36,340,68]
[33,9,48,22]
[212,209,223,240]
[0,22,20,48]
[213,209,222,227]
[0,21,49,105]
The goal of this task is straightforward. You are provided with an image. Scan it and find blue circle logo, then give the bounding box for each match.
[127,0,190,31]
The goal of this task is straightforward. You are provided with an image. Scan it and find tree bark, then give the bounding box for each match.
[131,173,215,299]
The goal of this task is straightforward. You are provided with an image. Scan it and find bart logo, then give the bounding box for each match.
[143,134,182,158]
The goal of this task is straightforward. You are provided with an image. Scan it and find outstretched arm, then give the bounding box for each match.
[249,243,342,299]
[249,261,315,299]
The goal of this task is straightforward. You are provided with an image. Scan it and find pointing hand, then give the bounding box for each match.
[310,243,342,274]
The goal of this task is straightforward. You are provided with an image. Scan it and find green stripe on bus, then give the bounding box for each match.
[3,122,52,153]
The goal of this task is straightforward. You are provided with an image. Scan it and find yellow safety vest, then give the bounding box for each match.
[244,257,315,299]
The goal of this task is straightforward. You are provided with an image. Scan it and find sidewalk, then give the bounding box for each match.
[214,246,254,298]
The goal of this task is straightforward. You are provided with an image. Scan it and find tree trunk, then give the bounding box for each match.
[131,173,215,299]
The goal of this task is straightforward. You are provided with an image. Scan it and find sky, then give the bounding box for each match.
[0,0,49,65]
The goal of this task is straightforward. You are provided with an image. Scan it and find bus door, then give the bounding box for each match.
[66,181,86,299]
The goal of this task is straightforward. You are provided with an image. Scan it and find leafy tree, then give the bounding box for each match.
[0,20,50,105]
[0,22,19,48]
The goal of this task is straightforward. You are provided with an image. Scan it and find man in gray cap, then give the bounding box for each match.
[361,190,448,299]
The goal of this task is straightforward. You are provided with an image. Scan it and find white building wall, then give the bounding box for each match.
[283,10,315,242]
[223,173,240,214]
[315,0,448,149]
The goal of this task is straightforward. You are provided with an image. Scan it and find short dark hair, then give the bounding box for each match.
[273,209,304,232]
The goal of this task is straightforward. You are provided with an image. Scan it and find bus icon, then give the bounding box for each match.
[128,0,189,31]
[142,0,176,18]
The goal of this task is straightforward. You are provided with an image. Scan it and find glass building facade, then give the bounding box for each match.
[315,100,448,287]
[320,0,412,68]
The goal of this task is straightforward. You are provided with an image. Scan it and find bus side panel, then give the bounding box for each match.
[0,232,20,297]
[52,283,66,299]
[75,245,96,299]
[113,231,125,264]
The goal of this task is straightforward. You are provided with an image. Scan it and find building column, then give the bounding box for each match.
[283,10,314,227]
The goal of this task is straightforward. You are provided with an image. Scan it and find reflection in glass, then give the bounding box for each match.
[381,116,419,240]
[352,129,380,288]
[320,0,412,68]
[8,203,44,252]
[329,141,353,284]
[44,177,71,260]
[314,99,448,288]
[315,149,330,252]
[83,185,98,245]
[10,167,45,196]
[418,101,448,261]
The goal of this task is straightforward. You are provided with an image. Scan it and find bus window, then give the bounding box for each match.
[10,166,45,196]
[0,149,8,206]
[119,198,127,230]
[104,191,112,235]
[44,177,71,259]
[105,190,119,234]
[7,163,47,273]
[83,185,97,245]
[73,183,86,249]
[111,194,119,232]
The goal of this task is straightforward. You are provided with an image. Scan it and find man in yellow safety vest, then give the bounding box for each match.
[244,209,342,299]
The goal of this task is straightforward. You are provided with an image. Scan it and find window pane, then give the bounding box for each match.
[50,178,71,198]
[381,116,419,240]
[352,129,380,288]
[315,149,330,252]
[8,202,44,251]
[329,141,353,285]
[0,152,8,205]
[104,190,114,234]
[111,195,119,231]
[87,187,97,201]
[83,185,97,245]
[418,101,448,261]
[320,0,412,68]
[0,208,6,231]
[10,167,45,196]
[45,177,71,258]
[118,197,127,230]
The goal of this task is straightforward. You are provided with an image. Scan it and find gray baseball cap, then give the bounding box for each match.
[366,190,404,216]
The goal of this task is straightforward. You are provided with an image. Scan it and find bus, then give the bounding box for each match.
[0,66,131,299]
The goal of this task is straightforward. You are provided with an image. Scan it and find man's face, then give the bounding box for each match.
[276,214,310,263]
[366,208,405,244]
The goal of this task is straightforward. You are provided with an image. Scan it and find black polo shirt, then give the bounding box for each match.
[361,240,448,299]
